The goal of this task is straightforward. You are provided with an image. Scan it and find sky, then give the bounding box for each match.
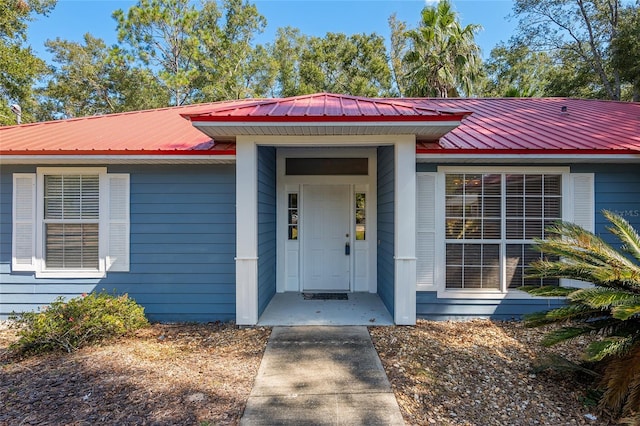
[27,0,518,63]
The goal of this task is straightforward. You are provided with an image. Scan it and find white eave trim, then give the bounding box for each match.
[0,155,236,165]
[417,153,640,163]
[192,120,462,128]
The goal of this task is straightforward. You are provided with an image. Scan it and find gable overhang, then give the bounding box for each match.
[188,117,468,142]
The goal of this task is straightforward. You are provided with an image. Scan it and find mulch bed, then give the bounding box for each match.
[370,319,613,426]
[0,322,270,426]
[1,319,615,425]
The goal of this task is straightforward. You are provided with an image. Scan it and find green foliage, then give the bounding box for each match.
[9,292,149,355]
[402,0,482,97]
[522,210,640,420]
[611,3,640,102]
[511,0,628,101]
[481,43,553,97]
[36,33,167,119]
[1,0,56,125]
[269,28,393,97]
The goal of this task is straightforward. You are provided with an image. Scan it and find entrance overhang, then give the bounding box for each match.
[185,94,469,326]
[233,135,419,325]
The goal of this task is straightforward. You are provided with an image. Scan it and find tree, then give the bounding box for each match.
[521,210,640,422]
[270,26,306,97]
[482,43,553,97]
[388,13,407,97]
[37,34,167,119]
[113,0,201,106]
[268,29,393,97]
[196,0,270,100]
[402,0,482,97]
[298,32,392,96]
[0,0,56,125]
[610,2,640,101]
[512,0,624,100]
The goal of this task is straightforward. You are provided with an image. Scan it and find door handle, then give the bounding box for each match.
[345,242,350,255]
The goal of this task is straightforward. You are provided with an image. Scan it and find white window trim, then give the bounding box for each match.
[35,167,108,278]
[435,166,572,299]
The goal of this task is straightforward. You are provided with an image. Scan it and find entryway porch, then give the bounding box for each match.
[257,292,393,326]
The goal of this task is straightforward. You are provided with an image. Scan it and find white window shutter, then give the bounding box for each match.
[107,174,130,271]
[12,174,36,271]
[416,173,436,289]
[562,173,595,288]
[570,173,595,232]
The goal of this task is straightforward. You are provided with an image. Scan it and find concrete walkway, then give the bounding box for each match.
[240,326,405,426]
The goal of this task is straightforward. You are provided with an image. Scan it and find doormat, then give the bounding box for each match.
[302,293,348,300]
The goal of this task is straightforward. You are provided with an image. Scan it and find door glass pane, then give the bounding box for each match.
[288,193,298,240]
[355,193,366,240]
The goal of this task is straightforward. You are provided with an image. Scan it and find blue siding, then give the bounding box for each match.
[571,164,640,245]
[257,147,277,316]
[377,146,395,315]
[416,291,566,320]
[0,165,237,322]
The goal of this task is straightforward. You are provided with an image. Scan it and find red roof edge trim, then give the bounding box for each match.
[0,149,237,156]
[187,114,470,123]
[416,148,640,155]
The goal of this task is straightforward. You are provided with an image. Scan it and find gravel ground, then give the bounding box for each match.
[0,322,270,425]
[1,319,612,425]
[370,319,612,426]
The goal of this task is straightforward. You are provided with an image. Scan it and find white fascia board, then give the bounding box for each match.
[0,155,236,165]
[192,120,462,128]
[417,153,640,163]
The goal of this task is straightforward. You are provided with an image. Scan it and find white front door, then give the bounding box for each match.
[302,185,351,291]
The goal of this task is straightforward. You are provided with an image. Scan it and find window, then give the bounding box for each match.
[444,172,561,291]
[287,193,298,240]
[12,168,130,278]
[44,174,100,270]
[285,158,368,175]
[355,193,366,240]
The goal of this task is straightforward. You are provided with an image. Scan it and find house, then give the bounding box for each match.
[1,93,639,325]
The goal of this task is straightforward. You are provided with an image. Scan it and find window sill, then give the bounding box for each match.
[436,288,566,300]
[36,270,106,279]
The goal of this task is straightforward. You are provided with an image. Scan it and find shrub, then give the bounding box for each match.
[10,292,149,355]
[521,210,640,423]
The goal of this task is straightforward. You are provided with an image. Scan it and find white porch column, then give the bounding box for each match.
[394,136,417,325]
[236,137,258,325]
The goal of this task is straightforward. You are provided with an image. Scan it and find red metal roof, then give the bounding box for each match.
[183,92,470,122]
[0,101,249,156]
[1,94,638,157]
[415,98,640,153]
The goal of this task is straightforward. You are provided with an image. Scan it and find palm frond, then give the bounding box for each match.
[539,326,596,346]
[528,260,640,290]
[531,353,600,377]
[586,336,636,362]
[604,210,640,263]
[568,288,640,310]
[523,304,601,327]
[537,221,638,269]
[519,285,575,297]
[612,299,640,320]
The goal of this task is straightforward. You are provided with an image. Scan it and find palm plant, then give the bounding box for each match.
[521,210,640,422]
[402,0,482,97]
